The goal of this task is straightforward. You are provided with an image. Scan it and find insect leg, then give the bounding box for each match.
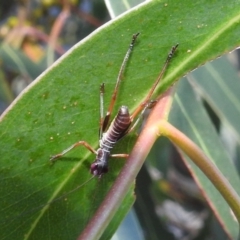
[102,33,140,132]
[130,44,178,121]
[50,141,97,161]
[99,83,105,139]
[110,153,129,158]
[127,100,157,134]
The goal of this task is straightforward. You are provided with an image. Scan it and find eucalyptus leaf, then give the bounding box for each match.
[170,79,240,239]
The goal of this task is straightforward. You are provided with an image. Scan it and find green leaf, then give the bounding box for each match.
[1,1,240,239]
[189,56,240,141]
[169,79,240,239]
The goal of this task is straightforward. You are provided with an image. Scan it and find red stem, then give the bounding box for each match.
[78,87,175,240]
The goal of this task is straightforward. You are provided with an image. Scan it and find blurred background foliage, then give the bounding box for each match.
[1,1,240,240]
[0,0,109,112]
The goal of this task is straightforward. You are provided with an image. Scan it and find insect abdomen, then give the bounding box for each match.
[101,106,131,150]
[112,106,131,140]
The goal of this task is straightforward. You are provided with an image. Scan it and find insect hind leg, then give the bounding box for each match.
[101,33,140,133]
[50,141,97,161]
[119,100,157,139]
[130,44,178,121]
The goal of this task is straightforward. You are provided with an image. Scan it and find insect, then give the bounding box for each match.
[50,33,178,178]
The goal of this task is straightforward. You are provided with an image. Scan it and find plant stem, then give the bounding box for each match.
[78,87,175,240]
[78,83,240,239]
[159,120,240,223]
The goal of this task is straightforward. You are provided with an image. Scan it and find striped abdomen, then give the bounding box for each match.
[100,106,131,152]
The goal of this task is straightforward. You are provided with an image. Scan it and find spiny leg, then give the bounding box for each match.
[102,33,140,133]
[115,45,178,141]
[130,44,178,121]
[50,141,97,161]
